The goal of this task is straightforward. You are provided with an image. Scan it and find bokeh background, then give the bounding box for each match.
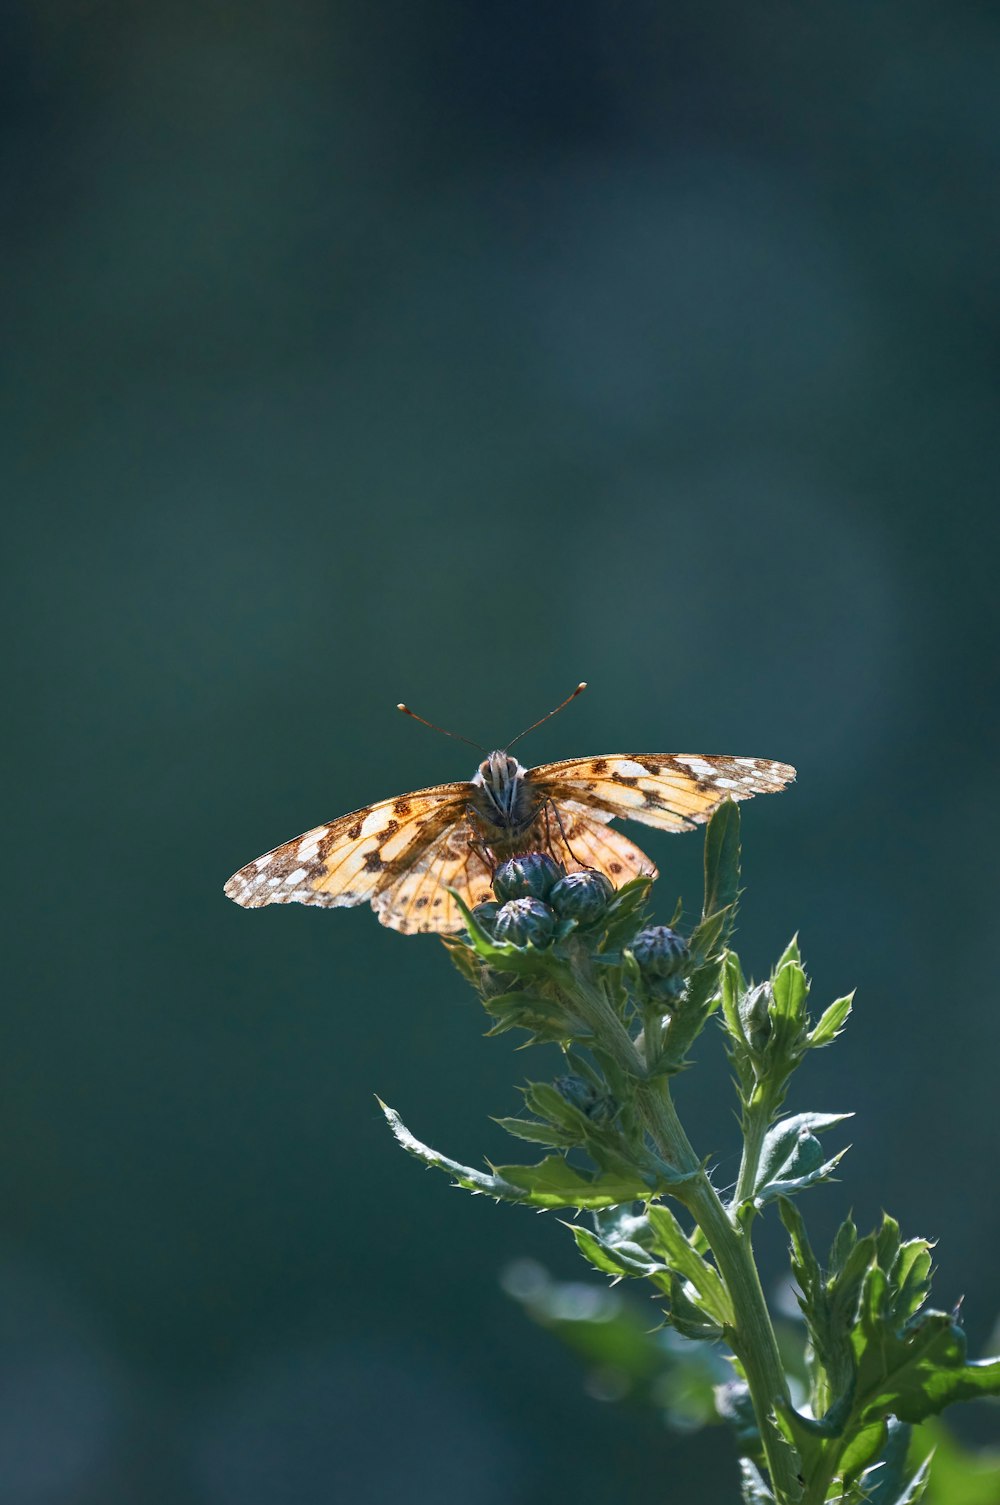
[4,3,1000,1501]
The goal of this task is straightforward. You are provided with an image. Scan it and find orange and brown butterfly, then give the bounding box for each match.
[223,685,795,936]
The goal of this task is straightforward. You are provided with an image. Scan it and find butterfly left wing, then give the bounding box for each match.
[373,823,496,934]
[224,782,470,912]
[530,754,795,833]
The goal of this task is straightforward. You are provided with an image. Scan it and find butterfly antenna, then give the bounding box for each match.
[506,682,588,750]
[396,703,486,753]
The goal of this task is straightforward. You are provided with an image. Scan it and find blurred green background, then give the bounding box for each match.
[4,3,1000,1501]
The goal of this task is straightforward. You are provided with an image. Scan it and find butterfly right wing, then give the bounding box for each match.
[554,805,659,885]
[223,782,470,911]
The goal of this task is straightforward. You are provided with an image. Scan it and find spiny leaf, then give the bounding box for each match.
[492,1115,577,1148]
[755,1112,852,1205]
[645,1204,733,1325]
[702,798,742,923]
[809,991,854,1048]
[379,1099,527,1202]
[493,1157,651,1210]
[569,1224,663,1280]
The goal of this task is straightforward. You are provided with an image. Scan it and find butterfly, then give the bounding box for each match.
[224,685,795,935]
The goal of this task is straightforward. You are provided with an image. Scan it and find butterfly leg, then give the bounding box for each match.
[464,808,498,880]
[544,797,585,868]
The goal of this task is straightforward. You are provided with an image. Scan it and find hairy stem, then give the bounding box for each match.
[569,967,802,1503]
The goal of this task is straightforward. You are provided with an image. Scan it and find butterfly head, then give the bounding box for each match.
[474,751,528,824]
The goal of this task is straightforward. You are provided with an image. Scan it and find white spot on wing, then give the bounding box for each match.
[676,756,717,779]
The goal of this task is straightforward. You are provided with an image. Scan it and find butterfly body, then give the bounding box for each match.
[469,752,543,849]
[225,746,795,936]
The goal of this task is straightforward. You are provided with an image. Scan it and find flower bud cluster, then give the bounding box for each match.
[481,853,615,949]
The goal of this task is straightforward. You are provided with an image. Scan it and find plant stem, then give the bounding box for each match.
[569,966,802,1503]
[732,1088,774,1213]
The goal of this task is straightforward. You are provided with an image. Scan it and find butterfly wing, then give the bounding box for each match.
[373,824,496,934]
[223,782,470,912]
[530,754,795,833]
[552,805,659,884]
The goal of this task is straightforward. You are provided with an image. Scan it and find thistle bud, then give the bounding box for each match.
[629,925,689,978]
[628,925,690,1001]
[493,896,556,948]
[549,869,614,925]
[739,981,773,1054]
[470,900,500,935]
[493,852,564,904]
[553,1074,612,1120]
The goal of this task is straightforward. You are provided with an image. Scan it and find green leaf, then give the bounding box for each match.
[687,905,733,970]
[665,1274,726,1341]
[839,1418,890,1483]
[703,799,742,924]
[774,1400,831,1479]
[494,1157,650,1210]
[779,1198,822,1307]
[523,1080,591,1132]
[645,1204,734,1325]
[380,1099,528,1202]
[721,950,749,1046]
[774,935,802,970]
[808,991,855,1048]
[382,1101,645,1212]
[441,935,484,986]
[755,1112,852,1206]
[875,1214,901,1275]
[492,1116,577,1148]
[854,1304,1000,1425]
[856,1420,920,1504]
[770,943,809,1031]
[832,1212,860,1274]
[888,1239,934,1326]
[480,988,588,1043]
[569,1224,661,1280]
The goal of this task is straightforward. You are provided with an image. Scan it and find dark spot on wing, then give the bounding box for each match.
[347,821,363,841]
[363,851,384,872]
[433,897,442,907]
[611,770,639,787]
[383,819,399,838]
[591,758,608,774]
[415,896,428,909]
[393,799,412,816]
[609,861,623,874]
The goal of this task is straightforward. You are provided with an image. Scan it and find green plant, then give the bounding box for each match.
[382,805,1000,1503]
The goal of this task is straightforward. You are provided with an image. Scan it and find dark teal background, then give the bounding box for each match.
[4,4,1000,1501]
